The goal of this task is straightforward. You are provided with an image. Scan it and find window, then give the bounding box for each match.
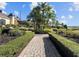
[0,19,5,25]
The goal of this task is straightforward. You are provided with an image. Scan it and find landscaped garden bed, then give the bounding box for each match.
[53,28,79,44]
[0,35,17,45]
[49,32,79,57]
[0,27,25,45]
[0,31,34,57]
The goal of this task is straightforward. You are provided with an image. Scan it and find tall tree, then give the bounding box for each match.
[61,23,64,27]
[63,24,67,29]
[27,2,56,32]
[55,20,59,27]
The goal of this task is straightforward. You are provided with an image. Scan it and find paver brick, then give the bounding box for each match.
[19,34,60,57]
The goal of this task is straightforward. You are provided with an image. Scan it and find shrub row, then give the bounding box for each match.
[49,32,79,57]
[0,31,34,57]
[53,28,79,39]
[9,29,26,36]
[66,30,79,38]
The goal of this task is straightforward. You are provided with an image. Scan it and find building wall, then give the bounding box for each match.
[0,16,19,25]
[0,17,10,25]
[14,19,19,25]
[11,16,15,24]
[5,19,10,24]
[10,16,19,25]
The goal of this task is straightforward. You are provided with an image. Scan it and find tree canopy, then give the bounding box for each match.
[27,2,56,33]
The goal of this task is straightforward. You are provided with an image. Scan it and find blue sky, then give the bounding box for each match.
[0,2,79,26]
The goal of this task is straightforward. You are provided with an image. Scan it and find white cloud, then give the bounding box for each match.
[51,8,56,14]
[69,7,73,11]
[2,10,7,14]
[69,2,79,11]
[72,2,79,11]
[59,16,67,24]
[54,10,56,14]
[30,2,38,10]
[61,16,65,19]
[61,15,73,20]
[60,15,73,24]
[59,15,73,24]
[68,15,73,19]
[73,2,79,5]
[50,5,56,14]
[14,11,19,16]
[59,20,67,24]
[0,2,7,9]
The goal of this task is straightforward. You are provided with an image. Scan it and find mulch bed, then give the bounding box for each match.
[0,34,18,45]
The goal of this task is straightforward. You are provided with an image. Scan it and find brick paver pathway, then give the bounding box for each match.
[19,34,60,57]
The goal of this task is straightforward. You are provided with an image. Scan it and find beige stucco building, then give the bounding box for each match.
[0,11,19,25]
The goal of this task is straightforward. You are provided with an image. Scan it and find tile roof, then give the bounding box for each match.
[0,13,10,20]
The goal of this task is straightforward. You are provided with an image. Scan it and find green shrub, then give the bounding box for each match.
[0,28,2,34]
[54,29,79,39]
[9,29,25,36]
[35,28,51,34]
[28,28,34,31]
[65,30,79,38]
[44,28,51,33]
[5,24,18,28]
[19,27,28,31]
[49,32,79,56]
[0,32,34,56]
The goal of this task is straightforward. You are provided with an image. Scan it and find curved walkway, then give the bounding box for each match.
[19,34,60,57]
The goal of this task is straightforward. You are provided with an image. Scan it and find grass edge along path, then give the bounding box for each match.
[49,32,79,57]
[0,31,34,57]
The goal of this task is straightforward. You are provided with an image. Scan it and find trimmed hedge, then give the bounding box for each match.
[0,31,34,57]
[49,32,79,57]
